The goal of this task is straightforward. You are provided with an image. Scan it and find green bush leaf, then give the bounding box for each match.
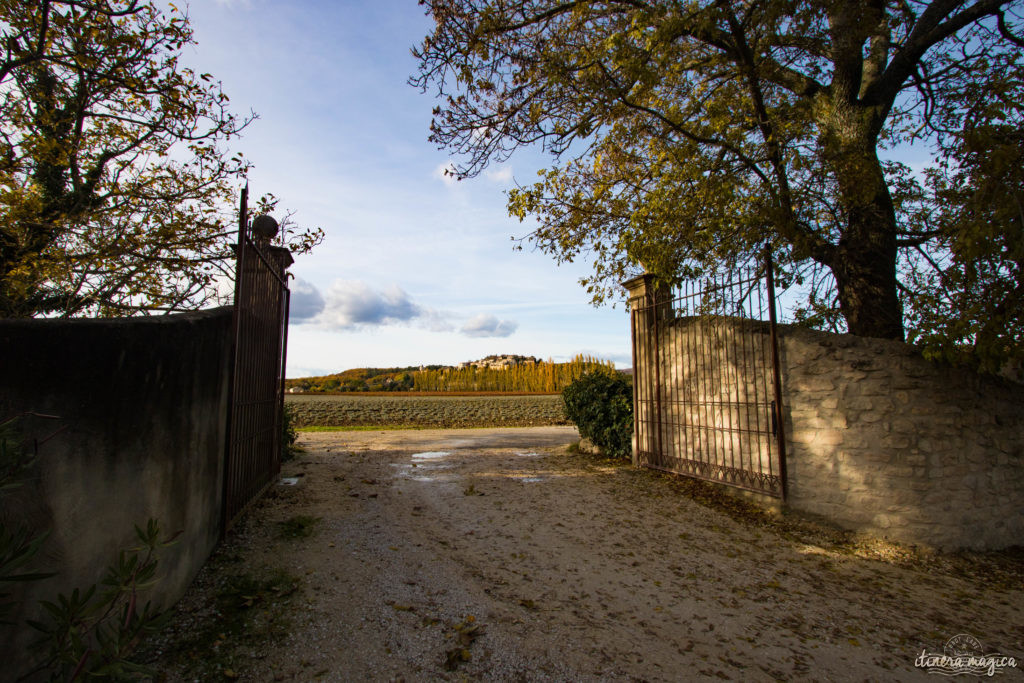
[562,372,633,458]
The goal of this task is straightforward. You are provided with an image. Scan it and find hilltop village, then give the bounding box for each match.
[453,354,539,370]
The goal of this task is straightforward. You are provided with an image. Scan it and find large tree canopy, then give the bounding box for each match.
[413,0,1024,372]
[0,0,321,318]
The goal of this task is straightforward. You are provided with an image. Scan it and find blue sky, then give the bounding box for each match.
[182,0,633,377]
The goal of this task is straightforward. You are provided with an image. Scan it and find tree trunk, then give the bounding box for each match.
[832,218,904,340]
[827,143,905,340]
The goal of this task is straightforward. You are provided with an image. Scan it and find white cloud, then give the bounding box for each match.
[461,313,518,338]
[294,279,457,333]
[317,280,422,329]
[484,166,513,183]
[290,277,325,320]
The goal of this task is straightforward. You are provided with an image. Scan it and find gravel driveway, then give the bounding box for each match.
[145,427,1023,681]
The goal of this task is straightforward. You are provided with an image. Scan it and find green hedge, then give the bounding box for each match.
[561,372,633,458]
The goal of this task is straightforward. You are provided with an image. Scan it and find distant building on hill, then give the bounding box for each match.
[457,354,540,371]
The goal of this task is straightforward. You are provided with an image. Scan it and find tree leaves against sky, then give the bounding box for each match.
[0,0,323,318]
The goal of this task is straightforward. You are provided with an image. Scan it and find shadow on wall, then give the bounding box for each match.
[0,308,234,677]
[775,324,1024,551]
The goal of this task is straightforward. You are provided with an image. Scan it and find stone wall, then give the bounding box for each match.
[626,274,1024,550]
[0,308,234,675]
[779,325,1024,550]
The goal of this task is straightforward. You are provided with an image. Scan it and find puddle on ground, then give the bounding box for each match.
[392,456,456,483]
[515,452,541,457]
[520,476,545,483]
[391,462,452,473]
[397,468,458,483]
[279,477,301,486]
[411,451,451,460]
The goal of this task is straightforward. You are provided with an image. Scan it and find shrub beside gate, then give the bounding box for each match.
[562,372,633,459]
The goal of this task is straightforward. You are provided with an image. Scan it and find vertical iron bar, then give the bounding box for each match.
[765,247,788,499]
[709,276,718,474]
[756,267,769,484]
[694,280,707,471]
[646,296,656,461]
[222,185,247,537]
[753,262,770,481]
[709,274,721,475]
[722,275,733,477]
[680,289,687,464]
[671,288,682,465]
[743,269,758,483]
[705,278,716,474]
[740,275,752,477]
[663,291,672,468]
[682,281,695,465]
[630,306,640,464]
[276,276,290,477]
[653,288,663,465]
[639,301,648,462]
[728,273,742,475]
[638,303,647,461]
[689,282,699,466]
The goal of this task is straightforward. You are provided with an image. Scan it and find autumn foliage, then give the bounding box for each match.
[413,1,1024,372]
[0,1,321,317]
[286,355,619,394]
[412,355,617,392]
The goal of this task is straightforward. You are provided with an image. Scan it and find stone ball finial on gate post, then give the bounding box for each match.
[251,214,279,242]
[250,214,294,276]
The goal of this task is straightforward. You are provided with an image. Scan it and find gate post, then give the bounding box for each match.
[624,273,672,467]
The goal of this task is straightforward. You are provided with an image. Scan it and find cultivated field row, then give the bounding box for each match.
[285,394,569,428]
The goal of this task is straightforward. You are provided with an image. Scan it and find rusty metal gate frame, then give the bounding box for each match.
[223,187,292,533]
[630,252,787,498]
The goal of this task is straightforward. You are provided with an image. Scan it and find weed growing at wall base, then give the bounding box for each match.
[26,519,180,681]
[138,566,301,680]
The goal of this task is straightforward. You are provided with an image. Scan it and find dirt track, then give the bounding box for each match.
[146,428,1023,681]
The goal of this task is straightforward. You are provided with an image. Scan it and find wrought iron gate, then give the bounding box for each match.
[627,255,787,497]
[223,187,292,533]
